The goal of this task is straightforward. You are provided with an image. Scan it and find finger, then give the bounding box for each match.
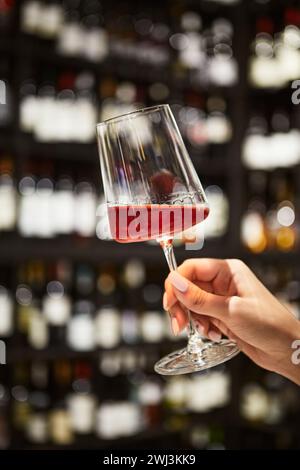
[164,279,177,310]
[177,258,229,283]
[193,317,222,342]
[164,258,226,309]
[164,279,213,310]
[167,271,230,319]
[168,304,214,337]
[210,318,231,338]
[167,302,188,335]
[168,302,220,342]
[207,328,222,342]
[168,304,223,342]
[211,319,244,351]
[191,313,210,336]
[178,259,237,296]
[164,258,235,309]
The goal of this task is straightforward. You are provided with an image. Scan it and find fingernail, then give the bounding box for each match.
[208,331,221,342]
[163,292,168,311]
[171,317,180,336]
[169,271,188,293]
[195,321,205,336]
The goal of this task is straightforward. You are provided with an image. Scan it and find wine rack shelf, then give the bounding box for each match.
[6,340,187,364]
[0,235,298,264]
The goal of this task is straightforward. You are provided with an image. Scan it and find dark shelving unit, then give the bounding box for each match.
[6,339,187,364]
[0,235,299,264]
[10,426,183,451]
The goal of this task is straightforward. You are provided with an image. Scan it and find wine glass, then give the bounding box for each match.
[96,104,239,375]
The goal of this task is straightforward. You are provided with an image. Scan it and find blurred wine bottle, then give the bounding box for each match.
[0,155,17,232]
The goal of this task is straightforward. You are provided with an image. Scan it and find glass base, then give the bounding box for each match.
[154,339,239,375]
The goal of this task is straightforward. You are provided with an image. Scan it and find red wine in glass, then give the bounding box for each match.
[108,204,209,243]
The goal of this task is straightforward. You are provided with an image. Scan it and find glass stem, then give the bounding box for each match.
[160,240,197,338]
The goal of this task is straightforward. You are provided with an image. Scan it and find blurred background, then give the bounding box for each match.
[0,0,300,450]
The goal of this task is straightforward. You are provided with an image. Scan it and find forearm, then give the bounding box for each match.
[281,362,300,386]
[276,320,300,386]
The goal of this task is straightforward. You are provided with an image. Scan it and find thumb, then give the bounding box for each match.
[167,270,230,319]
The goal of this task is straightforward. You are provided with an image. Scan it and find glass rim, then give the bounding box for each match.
[96,104,170,128]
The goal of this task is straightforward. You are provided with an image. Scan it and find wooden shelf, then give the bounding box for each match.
[0,36,15,54]
[0,233,298,264]
[10,426,181,450]
[249,84,295,96]
[17,135,98,162]
[242,250,300,264]
[0,129,15,149]
[6,339,186,364]
[17,135,228,176]
[0,235,236,263]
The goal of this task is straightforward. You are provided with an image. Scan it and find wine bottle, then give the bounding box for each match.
[0,61,12,126]
[270,172,296,252]
[241,172,268,253]
[0,280,13,340]
[67,300,95,351]
[67,360,97,435]
[0,156,17,232]
[94,262,120,348]
[26,361,50,444]
[43,261,71,346]
[11,363,31,433]
[53,175,75,236]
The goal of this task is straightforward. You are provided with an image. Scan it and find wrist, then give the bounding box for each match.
[277,319,300,385]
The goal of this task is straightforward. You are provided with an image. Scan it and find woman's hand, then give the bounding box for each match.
[163,258,300,385]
